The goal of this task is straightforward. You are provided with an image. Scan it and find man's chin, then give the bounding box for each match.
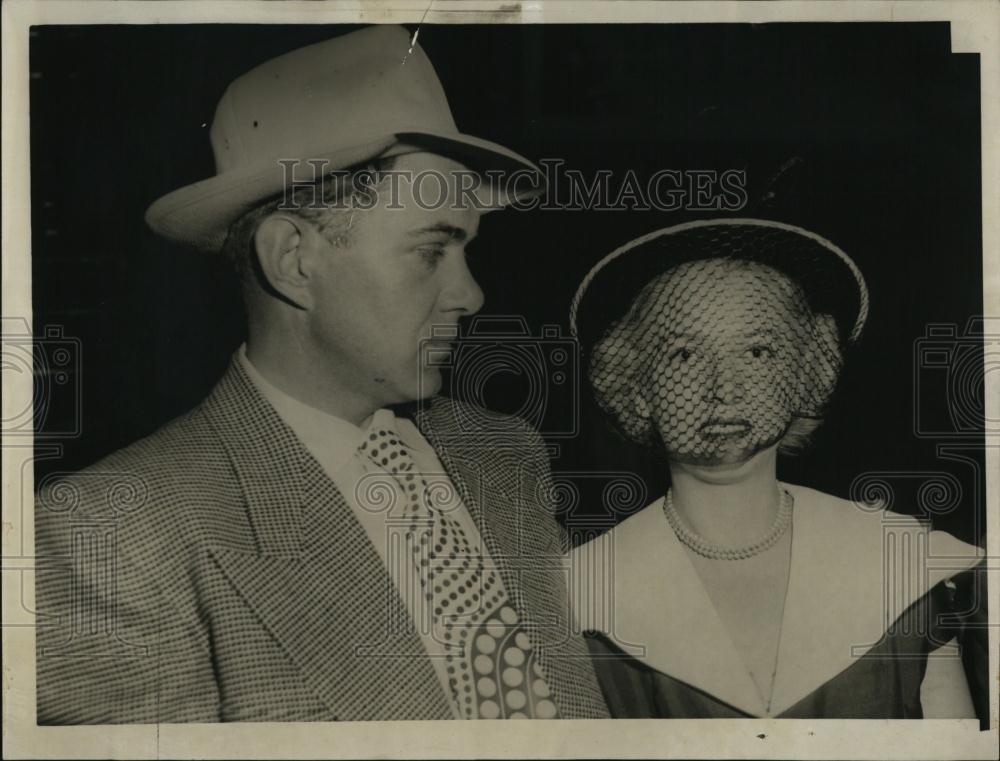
[414,368,443,399]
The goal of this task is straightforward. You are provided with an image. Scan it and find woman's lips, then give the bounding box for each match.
[699,418,751,437]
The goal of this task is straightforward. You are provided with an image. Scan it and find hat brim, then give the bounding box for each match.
[570,218,869,351]
[145,129,545,251]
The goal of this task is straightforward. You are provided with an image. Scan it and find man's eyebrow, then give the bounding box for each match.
[407,223,470,242]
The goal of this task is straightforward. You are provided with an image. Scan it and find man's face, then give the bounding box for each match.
[306,152,485,411]
[634,259,807,465]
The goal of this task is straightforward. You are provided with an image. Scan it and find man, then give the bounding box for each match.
[35,25,609,723]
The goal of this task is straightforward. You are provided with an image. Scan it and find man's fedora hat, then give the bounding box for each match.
[145,25,544,251]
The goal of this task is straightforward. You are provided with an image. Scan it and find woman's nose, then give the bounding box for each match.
[704,353,744,404]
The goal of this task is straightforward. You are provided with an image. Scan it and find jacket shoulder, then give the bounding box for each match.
[35,403,238,524]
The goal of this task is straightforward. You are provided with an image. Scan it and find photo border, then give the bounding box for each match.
[3,1,997,758]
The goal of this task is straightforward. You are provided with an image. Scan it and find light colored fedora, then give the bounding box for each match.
[145,25,544,250]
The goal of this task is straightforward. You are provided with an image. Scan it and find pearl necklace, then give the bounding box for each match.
[663,487,794,561]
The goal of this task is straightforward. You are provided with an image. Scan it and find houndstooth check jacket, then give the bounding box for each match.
[35,353,610,724]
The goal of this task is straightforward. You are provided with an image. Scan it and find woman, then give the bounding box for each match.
[566,218,985,719]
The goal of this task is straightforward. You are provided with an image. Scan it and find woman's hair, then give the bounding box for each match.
[588,257,844,455]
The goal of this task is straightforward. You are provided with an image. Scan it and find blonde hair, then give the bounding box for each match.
[588,258,844,455]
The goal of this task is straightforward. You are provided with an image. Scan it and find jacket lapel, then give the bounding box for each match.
[413,401,527,622]
[201,356,451,721]
[414,399,610,719]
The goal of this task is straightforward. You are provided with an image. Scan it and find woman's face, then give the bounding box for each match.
[631,259,808,465]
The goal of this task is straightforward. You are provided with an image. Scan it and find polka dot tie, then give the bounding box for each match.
[358,419,559,719]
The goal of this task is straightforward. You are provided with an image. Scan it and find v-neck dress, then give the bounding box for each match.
[567,483,984,719]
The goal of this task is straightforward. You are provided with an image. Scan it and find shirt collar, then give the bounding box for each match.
[237,344,432,469]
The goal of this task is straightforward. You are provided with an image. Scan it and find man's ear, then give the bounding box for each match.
[252,214,317,309]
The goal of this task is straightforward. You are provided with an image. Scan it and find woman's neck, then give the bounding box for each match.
[667,447,782,547]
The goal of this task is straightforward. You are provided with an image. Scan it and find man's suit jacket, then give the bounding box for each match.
[35,355,609,723]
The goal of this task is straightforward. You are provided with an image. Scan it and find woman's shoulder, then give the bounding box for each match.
[782,481,983,597]
[567,496,667,555]
[783,481,919,524]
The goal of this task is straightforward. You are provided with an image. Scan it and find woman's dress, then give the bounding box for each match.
[568,483,985,719]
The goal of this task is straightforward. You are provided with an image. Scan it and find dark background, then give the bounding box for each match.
[30,23,986,543]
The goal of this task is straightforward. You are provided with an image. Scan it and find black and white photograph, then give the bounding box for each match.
[3,1,998,759]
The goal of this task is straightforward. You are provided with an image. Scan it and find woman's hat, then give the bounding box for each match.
[569,218,870,350]
[145,25,544,251]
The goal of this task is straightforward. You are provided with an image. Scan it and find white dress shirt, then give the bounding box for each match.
[238,346,494,719]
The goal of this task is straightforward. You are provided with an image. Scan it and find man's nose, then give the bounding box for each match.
[442,255,485,316]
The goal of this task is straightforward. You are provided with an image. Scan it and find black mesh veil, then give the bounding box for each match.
[569,219,868,461]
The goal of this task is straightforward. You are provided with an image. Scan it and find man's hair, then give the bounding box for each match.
[221,156,399,284]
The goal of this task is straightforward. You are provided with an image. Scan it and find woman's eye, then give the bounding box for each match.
[749,344,773,359]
